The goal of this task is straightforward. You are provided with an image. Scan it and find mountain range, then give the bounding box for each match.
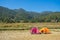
[0,6,60,23]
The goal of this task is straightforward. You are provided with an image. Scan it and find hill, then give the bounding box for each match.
[0,6,60,23]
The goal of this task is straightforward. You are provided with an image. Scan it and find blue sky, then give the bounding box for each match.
[0,0,60,12]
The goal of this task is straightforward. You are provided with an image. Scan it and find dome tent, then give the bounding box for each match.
[31,27,39,34]
[39,27,50,34]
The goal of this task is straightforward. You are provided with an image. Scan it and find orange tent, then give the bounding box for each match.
[39,27,50,34]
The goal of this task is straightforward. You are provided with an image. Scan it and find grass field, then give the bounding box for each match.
[0,23,60,29]
[0,29,60,40]
[0,23,60,40]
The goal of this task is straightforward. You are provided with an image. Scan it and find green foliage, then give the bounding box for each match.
[0,6,60,23]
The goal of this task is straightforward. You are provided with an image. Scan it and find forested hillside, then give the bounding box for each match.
[0,6,60,23]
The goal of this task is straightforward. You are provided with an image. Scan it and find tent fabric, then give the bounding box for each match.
[31,27,39,34]
[39,27,50,34]
[30,27,50,34]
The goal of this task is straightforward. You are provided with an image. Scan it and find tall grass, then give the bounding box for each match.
[0,23,60,30]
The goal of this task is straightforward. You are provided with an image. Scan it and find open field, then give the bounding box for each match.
[0,23,60,40]
[0,23,60,29]
[0,29,60,40]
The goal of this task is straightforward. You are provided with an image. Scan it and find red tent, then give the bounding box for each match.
[31,27,39,34]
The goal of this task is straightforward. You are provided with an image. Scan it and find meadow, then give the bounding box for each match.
[0,22,60,30]
[0,29,60,40]
[0,23,60,40]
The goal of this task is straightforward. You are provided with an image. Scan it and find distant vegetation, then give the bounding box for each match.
[0,6,60,23]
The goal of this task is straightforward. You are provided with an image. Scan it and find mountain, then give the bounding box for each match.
[0,6,17,23]
[0,6,60,23]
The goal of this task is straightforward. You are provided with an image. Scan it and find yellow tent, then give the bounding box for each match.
[39,27,50,34]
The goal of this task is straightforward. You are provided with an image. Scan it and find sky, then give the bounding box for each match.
[0,0,60,12]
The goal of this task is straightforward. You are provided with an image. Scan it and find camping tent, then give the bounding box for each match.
[39,27,50,34]
[31,27,39,34]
